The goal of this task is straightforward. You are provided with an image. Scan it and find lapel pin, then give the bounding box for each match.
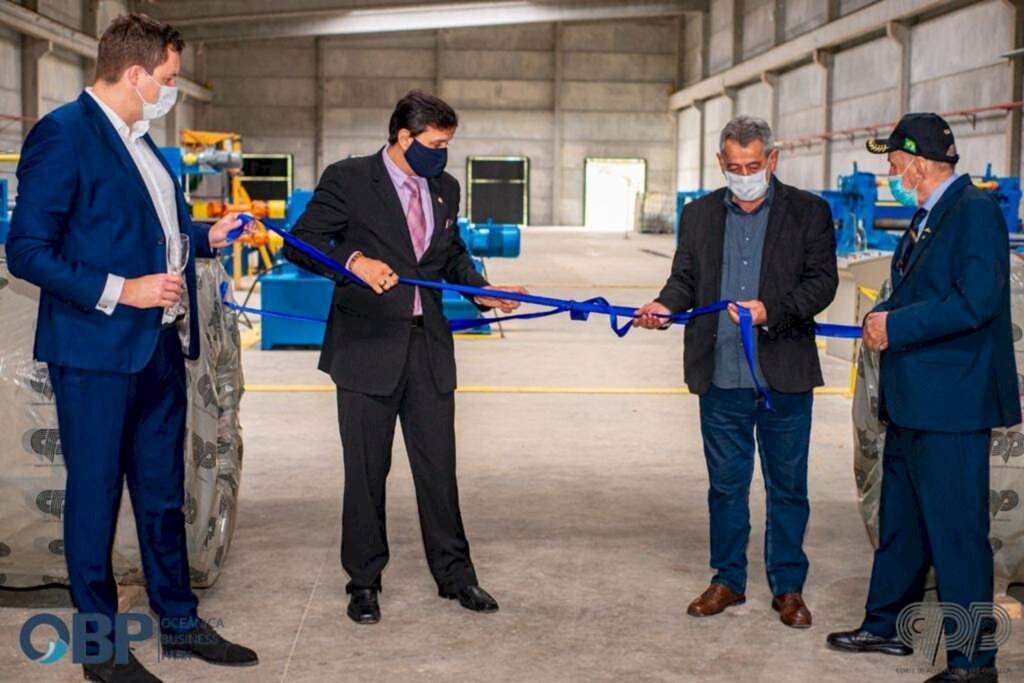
[438,196,443,204]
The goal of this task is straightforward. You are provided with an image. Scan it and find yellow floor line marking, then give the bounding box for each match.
[244,384,853,396]
[452,333,501,340]
[239,326,261,351]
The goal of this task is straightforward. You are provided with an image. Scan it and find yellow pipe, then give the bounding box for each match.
[0,153,19,163]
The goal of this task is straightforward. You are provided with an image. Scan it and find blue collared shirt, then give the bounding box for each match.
[916,172,960,235]
[712,185,773,390]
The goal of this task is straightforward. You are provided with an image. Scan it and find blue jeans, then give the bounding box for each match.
[698,385,813,595]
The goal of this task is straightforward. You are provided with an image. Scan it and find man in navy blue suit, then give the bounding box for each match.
[827,114,1020,683]
[7,14,256,682]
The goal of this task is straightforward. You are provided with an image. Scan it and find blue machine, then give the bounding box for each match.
[257,190,330,350]
[256,191,521,350]
[978,163,1022,232]
[0,179,9,244]
[674,190,710,243]
[827,164,908,254]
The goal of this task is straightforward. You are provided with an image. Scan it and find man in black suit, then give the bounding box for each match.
[635,115,838,628]
[284,91,525,625]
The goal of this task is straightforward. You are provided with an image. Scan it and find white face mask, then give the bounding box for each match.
[724,167,771,202]
[135,71,178,120]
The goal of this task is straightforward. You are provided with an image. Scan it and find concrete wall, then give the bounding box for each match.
[198,18,679,226]
[675,0,1021,207]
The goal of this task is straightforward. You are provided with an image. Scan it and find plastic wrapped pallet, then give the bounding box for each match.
[852,257,1024,587]
[0,256,243,589]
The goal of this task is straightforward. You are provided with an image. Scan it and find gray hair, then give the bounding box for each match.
[719,115,775,153]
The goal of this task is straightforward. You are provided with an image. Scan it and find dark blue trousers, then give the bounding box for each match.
[49,327,199,638]
[862,423,994,670]
[698,385,813,595]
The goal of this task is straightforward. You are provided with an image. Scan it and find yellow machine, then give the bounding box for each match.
[164,130,286,287]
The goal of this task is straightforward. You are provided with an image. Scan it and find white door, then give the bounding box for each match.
[583,158,647,231]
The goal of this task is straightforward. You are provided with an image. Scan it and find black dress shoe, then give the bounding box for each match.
[83,650,161,682]
[160,619,258,666]
[826,628,913,656]
[925,667,998,682]
[347,588,381,625]
[441,585,499,613]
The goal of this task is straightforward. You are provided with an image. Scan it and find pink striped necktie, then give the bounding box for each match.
[405,178,427,315]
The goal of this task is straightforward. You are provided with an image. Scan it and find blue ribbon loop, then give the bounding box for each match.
[224,215,862,409]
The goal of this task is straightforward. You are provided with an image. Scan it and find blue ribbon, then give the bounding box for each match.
[224,215,862,408]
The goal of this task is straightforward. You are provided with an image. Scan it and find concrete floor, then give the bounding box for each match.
[1,230,1021,682]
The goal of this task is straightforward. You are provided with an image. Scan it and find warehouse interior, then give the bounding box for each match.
[1,0,1024,681]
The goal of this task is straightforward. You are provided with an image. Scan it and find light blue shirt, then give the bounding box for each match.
[917,172,960,235]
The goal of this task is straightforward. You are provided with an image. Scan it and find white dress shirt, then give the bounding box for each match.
[86,88,182,327]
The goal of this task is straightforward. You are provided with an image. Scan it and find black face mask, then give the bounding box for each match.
[404,139,448,178]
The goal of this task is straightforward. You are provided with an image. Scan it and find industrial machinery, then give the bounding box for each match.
[159,131,286,287]
[976,163,1022,233]
[257,191,521,350]
[824,164,908,254]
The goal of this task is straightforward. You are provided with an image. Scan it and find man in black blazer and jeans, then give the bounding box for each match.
[636,115,838,628]
[284,91,525,624]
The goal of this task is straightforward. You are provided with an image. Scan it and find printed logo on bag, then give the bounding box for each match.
[41,576,69,586]
[1013,323,1023,343]
[0,542,11,558]
[28,367,54,400]
[197,374,219,410]
[189,567,208,585]
[23,429,62,462]
[47,540,63,556]
[1017,374,1024,397]
[191,433,216,469]
[35,490,65,519]
[896,602,1011,666]
[990,430,1024,464]
[991,538,1003,555]
[208,300,222,341]
[0,276,8,290]
[989,490,1020,518]
[856,429,880,461]
[182,492,197,525]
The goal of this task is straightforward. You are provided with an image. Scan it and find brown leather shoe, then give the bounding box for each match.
[687,583,746,617]
[772,592,812,628]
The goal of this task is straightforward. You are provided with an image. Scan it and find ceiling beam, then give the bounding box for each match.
[0,0,213,102]
[668,0,953,111]
[171,0,708,43]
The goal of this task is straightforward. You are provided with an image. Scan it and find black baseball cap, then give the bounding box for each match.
[865,113,959,164]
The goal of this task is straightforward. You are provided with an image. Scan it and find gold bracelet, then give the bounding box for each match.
[350,251,363,267]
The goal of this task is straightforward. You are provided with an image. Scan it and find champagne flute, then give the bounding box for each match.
[167,233,189,318]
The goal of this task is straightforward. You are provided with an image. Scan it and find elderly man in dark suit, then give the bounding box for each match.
[635,115,838,629]
[827,114,1019,683]
[284,91,525,625]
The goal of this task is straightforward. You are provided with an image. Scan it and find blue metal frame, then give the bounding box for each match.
[0,178,9,245]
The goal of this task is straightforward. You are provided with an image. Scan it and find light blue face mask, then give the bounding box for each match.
[888,160,921,207]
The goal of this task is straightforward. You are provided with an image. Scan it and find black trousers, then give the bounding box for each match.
[337,327,477,594]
